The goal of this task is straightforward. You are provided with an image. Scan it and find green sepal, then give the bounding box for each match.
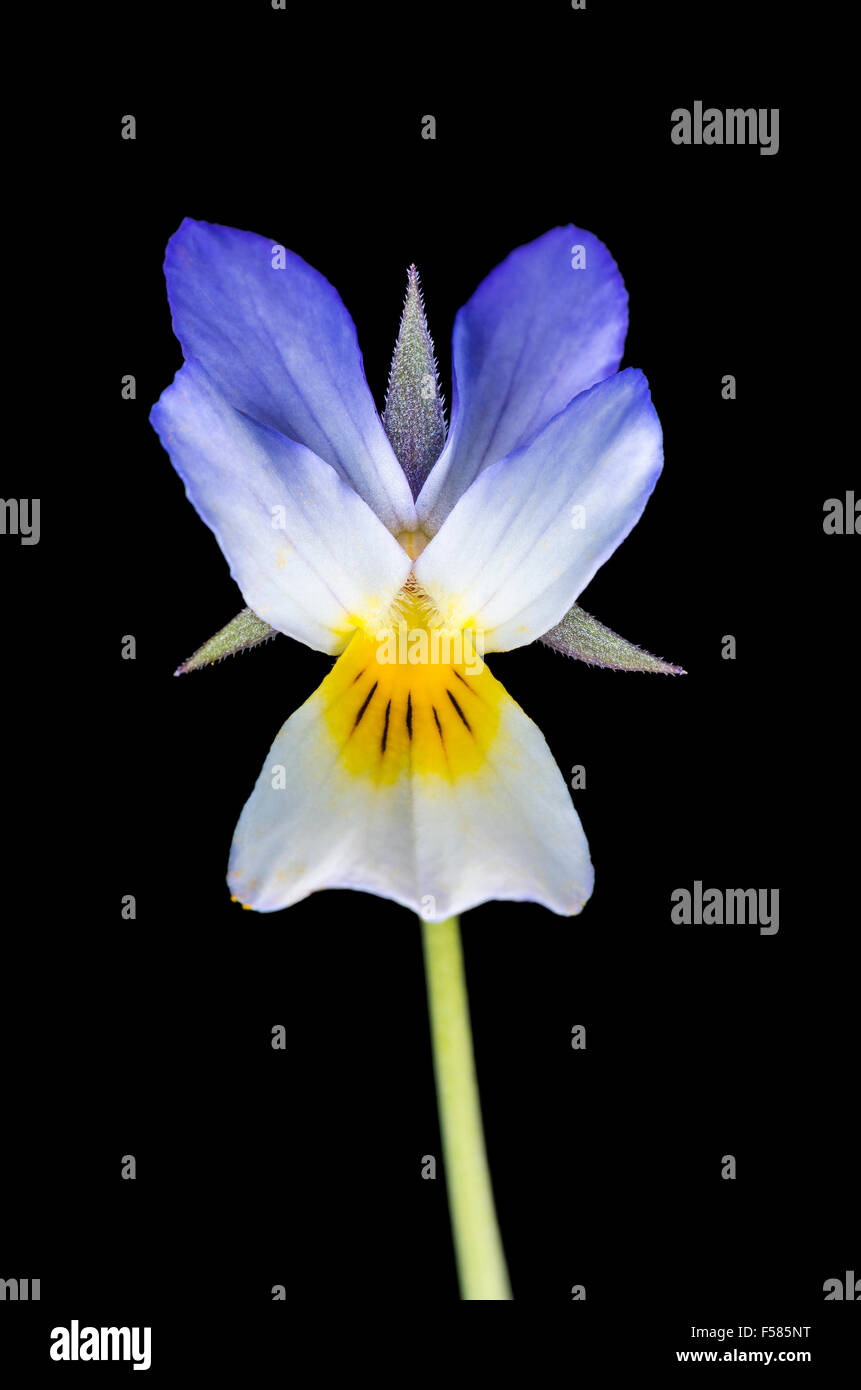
[540,604,685,674]
[382,265,447,496]
[174,607,278,675]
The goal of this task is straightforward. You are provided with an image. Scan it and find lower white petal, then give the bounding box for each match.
[228,632,593,919]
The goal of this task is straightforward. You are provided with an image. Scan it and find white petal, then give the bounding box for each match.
[413,370,663,652]
[228,633,593,919]
[151,361,412,653]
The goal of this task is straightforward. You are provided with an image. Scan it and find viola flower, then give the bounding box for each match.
[151,219,681,922]
[151,219,683,1299]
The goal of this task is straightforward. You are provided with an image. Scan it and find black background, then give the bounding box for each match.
[2,0,856,1374]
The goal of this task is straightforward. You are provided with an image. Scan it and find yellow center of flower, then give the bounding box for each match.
[321,577,505,785]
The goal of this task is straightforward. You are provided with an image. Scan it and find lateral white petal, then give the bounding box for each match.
[151,361,412,653]
[413,369,663,652]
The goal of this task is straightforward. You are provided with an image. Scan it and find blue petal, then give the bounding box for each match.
[164,219,417,534]
[417,225,628,533]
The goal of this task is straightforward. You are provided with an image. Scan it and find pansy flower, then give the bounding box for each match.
[151,219,681,922]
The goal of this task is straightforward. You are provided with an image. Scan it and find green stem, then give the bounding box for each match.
[421,915,512,1300]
